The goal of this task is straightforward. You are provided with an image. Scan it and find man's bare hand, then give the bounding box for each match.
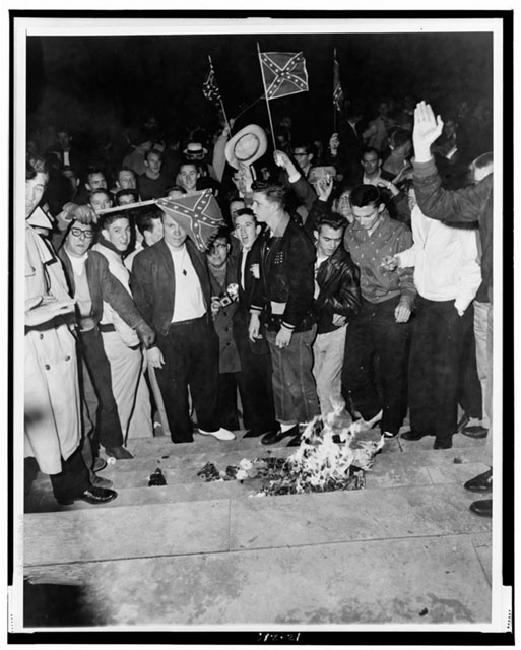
[275,326,292,348]
[316,177,334,202]
[332,314,346,327]
[147,346,165,369]
[394,301,411,323]
[248,312,260,342]
[413,101,444,162]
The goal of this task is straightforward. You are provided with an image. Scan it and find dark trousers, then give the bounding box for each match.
[77,328,123,449]
[217,373,241,431]
[342,296,411,435]
[234,323,277,435]
[50,446,90,502]
[408,297,473,441]
[458,303,482,419]
[156,316,219,443]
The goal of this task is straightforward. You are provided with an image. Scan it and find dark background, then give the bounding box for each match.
[26,31,493,143]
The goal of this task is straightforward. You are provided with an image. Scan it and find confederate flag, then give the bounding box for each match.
[259,51,309,101]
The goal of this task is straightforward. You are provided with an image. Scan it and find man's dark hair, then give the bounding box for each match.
[117,167,136,179]
[292,142,313,155]
[135,207,163,238]
[207,225,232,251]
[362,146,381,160]
[349,184,382,208]
[89,188,112,203]
[179,160,198,171]
[99,211,131,230]
[232,207,256,227]
[145,149,162,162]
[251,181,286,208]
[316,212,347,233]
[86,167,107,183]
[388,128,411,149]
[166,185,187,195]
[115,189,138,204]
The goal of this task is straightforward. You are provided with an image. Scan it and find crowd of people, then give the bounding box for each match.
[23,94,494,516]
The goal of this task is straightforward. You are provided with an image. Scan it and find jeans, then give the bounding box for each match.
[265,326,320,426]
[313,325,347,417]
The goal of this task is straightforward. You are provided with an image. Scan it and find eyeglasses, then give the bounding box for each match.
[71,228,93,239]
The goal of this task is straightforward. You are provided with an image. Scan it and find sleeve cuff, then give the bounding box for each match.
[288,171,302,184]
[412,158,437,179]
[281,321,296,331]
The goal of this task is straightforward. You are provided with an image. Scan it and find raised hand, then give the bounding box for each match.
[413,101,444,162]
[316,177,333,202]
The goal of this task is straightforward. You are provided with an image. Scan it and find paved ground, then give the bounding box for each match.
[23,426,492,626]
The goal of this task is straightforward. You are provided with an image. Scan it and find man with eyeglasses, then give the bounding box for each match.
[342,184,416,440]
[59,220,155,463]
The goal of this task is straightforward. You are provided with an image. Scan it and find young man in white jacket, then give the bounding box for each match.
[381,186,481,450]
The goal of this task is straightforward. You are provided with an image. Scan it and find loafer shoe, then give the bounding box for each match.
[261,426,298,446]
[469,499,492,517]
[105,446,133,460]
[464,468,492,493]
[57,486,118,506]
[287,435,303,447]
[198,427,236,441]
[401,430,430,441]
[461,425,488,439]
[90,475,114,489]
[433,438,453,450]
[92,456,108,472]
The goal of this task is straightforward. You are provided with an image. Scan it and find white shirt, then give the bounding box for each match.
[396,204,481,315]
[167,243,206,322]
[363,172,384,187]
[314,253,328,299]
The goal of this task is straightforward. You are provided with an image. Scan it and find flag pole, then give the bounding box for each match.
[333,48,337,133]
[257,42,276,150]
[208,55,231,133]
[232,94,264,124]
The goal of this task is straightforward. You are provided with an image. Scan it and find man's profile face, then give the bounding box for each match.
[25,172,48,218]
[89,191,112,212]
[118,170,136,190]
[251,192,275,224]
[144,218,164,246]
[234,214,259,250]
[179,165,198,192]
[361,152,381,177]
[87,172,107,191]
[316,224,343,258]
[65,222,93,257]
[145,152,162,176]
[163,212,188,249]
[102,217,131,252]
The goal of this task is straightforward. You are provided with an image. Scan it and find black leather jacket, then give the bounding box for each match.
[314,245,362,334]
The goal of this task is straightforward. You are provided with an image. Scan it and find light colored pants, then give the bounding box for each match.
[473,301,493,429]
[102,332,149,444]
[127,350,153,439]
[313,325,347,417]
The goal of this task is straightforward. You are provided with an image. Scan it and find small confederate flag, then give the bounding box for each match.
[156,190,224,252]
[333,53,344,113]
[202,60,221,106]
[259,51,309,101]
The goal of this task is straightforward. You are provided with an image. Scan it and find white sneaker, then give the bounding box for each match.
[198,427,236,441]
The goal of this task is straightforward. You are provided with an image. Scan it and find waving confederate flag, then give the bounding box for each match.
[259,51,309,100]
[156,190,224,252]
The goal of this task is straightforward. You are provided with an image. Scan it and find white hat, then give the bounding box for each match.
[224,124,268,170]
[183,142,208,158]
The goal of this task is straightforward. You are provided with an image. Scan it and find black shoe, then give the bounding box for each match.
[469,499,492,517]
[461,426,488,439]
[456,413,470,433]
[90,475,114,489]
[433,438,453,450]
[57,486,118,506]
[401,430,430,441]
[286,435,302,447]
[243,429,265,439]
[92,456,107,472]
[105,445,133,459]
[464,468,492,493]
[261,426,297,445]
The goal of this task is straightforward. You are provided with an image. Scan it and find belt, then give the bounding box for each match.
[99,323,116,333]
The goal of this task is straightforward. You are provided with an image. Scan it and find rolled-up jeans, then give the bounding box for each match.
[265,325,320,427]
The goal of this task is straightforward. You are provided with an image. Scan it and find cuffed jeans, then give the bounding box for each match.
[313,324,347,417]
[265,325,320,426]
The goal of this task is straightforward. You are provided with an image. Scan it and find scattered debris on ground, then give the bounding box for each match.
[148,467,167,486]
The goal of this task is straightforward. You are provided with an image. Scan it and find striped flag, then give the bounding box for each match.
[259,51,309,101]
[202,59,221,106]
[333,51,344,113]
[156,190,224,252]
